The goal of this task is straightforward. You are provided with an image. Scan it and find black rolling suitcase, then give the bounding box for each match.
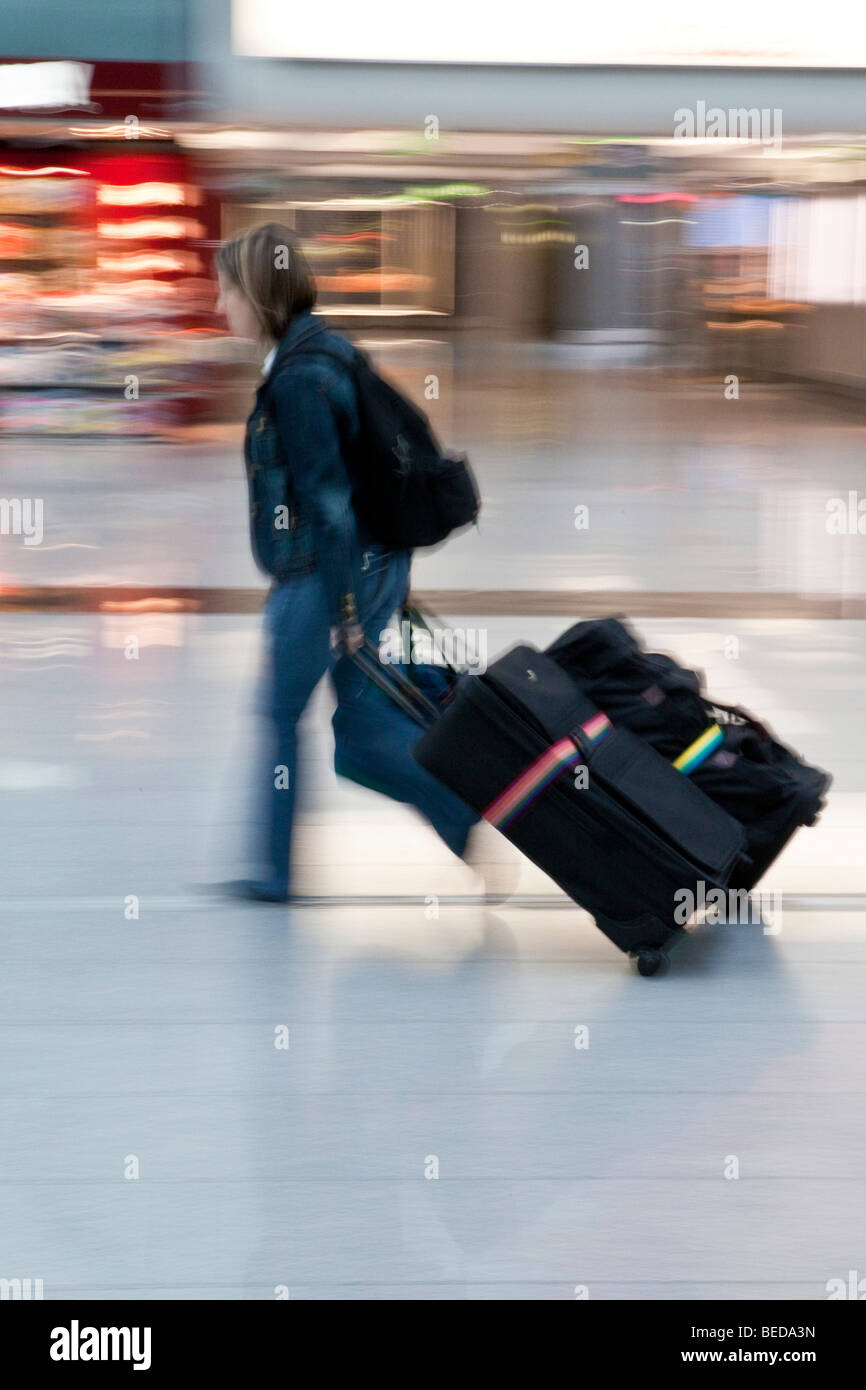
[410,642,751,974]
[354,610,831,974]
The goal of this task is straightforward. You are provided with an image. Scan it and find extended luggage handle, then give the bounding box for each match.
[350,639,442,729]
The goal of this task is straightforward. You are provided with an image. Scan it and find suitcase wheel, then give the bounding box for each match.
[634,947,668,978]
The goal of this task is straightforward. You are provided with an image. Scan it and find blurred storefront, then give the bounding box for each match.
[4,48,866,437]
[0,58,229,437]
[182,131,671,346]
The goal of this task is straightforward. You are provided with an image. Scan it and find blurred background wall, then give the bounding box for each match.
[2,1,866,438]
[1,0,188,61]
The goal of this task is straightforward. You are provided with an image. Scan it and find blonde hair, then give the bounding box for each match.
[215,222,317,342]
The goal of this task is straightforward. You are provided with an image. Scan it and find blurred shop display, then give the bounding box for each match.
[0,152,235,436]
[680,194,814,378]
[222,198,454,316]
[5,58,866,433]
[0,59,238,438]
[769,195,866,305]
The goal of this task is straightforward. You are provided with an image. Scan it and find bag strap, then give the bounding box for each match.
[672,723,724,774]
[482,736,585,829]
[267,322,359,391]
[401,603,462,683]
[283,326,365,376]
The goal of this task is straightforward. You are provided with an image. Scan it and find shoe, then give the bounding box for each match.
[462,821,522,904]
[216,878,292,904]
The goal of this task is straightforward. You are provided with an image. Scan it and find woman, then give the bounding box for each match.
[214,222,492,903]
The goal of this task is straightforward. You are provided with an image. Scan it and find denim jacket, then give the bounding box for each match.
[244,310,364,626]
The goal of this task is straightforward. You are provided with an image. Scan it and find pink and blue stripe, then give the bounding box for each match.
[483,714,611,830]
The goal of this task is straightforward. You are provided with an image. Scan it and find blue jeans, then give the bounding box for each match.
[255,546,477,894]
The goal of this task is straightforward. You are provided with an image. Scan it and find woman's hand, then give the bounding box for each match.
[331,622,364,656]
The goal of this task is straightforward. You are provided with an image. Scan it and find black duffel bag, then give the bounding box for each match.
[546,617,832,889]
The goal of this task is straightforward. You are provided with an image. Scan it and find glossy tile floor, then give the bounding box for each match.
[0,607,863,1299]
[2,363,864,1298]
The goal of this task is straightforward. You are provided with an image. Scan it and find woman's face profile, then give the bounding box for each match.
[216,271,263,343]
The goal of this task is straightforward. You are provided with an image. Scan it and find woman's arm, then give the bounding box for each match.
[269,360,363,632]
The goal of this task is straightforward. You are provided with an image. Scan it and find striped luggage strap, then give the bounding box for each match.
[483,713,611,829]
[482,716,724,829]
[672,723,724,773]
